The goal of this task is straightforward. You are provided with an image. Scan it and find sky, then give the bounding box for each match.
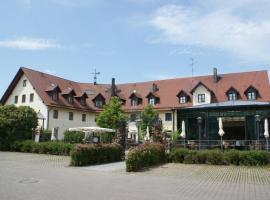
[1,0,270,97]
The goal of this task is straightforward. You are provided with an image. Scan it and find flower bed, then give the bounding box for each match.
[126,143,166,172]
[70,143,124,166]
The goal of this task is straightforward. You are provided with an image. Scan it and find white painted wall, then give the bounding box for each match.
[5,74,48,128]
[192,85,211,105]
[48,107,97,139]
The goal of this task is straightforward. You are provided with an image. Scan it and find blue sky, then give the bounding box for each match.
[1,0,270,96]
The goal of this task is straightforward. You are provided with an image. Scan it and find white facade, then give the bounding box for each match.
[192,85,211,105]
[4,74,97,139]
[5,74,48,128]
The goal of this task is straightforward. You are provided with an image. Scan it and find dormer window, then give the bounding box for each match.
[23,80,27,87]
[226,87,239,101]
[149,97,155,105]
[62,88,76,104]
[245,86,258,101]
[177,90,189,104]
[93,93,105,108]
[247,91,256,100]
[179,96,186,104]
[129,91,142,107]
[67,95,74,104]
[81,97,86,106]
[52,92,59,101]
[131,98,138,106]
[198,94,205,103]
[45,84,61,102]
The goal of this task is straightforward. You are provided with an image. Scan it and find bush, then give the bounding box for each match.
[169,148,270,166]
[70,143,124,166]
[41,130,52,142]
[64,131,84,144]
[11,140,75,156]
[126,143,166,172]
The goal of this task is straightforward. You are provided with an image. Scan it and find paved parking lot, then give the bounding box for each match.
[0,152,270,200]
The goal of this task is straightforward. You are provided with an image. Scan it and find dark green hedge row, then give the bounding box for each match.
[11,140,75,156]
[169,148,270,166]
[64,131,84,144]
[126,143,166,172]
[70,143,124,166]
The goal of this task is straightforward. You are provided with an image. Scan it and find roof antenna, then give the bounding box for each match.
[91,69,100,85]
[190,57,196,77]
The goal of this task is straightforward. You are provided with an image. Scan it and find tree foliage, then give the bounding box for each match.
[96,97,127,129]
[140,104,159,132]
[0,105,38,150]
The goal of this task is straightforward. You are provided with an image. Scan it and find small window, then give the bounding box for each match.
[248,92,256,100]
[228,93,237,101]
[67,95,74,104]
[81,98,86,106]
[52,92,59,101]
[130,113,137,122]
[165,113,172,121]
[95,100,103,108]
[82,114,86,122]
[14,96,18,104]
[179,96,186,104]
[198,94,205,103]
[22,94,26,103]
[53,110,58,119]
[69,112,74,120]
[23,80,27,87]
[131,98,138,106]
[148,97,155,105]
[30,93,34,102]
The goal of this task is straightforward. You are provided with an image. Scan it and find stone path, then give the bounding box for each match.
[0,152,270,200]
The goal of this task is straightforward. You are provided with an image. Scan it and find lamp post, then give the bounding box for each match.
[255,115,260,147]
[197,116,202,150]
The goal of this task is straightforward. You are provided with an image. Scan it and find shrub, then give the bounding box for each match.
[126,143,166,172]
[205,150,224,165]
[70,143,124,166]
[169,148,270,166]
[41,130,52,142]
[169,148,189,163]
[11,140,75,156]
[64,131,84,144]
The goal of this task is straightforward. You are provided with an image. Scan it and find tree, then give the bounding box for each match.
[96,97,127,129]
[0,105,38,150]
[140,104,159,133]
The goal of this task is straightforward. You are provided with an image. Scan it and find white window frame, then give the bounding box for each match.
[149,97,155,105]
[198,94,205,103]
[179,96,186,104]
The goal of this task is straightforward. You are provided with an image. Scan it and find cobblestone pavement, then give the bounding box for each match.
[0,152,270,200]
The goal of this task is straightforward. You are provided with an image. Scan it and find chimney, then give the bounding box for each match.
[111,78,116,97]
[213,67,218,83]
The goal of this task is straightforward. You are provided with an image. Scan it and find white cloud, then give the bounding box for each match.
[148,1,270,62]
[44,69,57,75]
[0,37,60,50]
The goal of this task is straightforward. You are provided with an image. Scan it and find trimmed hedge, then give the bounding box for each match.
[11,140,75,156]
[70,143,124,166]
[126,143,166,172]
[169,148,270,166]
[64,131,84,144]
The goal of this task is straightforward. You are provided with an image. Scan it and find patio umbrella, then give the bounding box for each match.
[51,127,57,141]
[145,126,150,141]
[264,118,269,150]
[218,118,225,150]
[180,120,186,148]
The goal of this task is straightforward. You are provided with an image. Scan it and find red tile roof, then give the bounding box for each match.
[1,67,270,112]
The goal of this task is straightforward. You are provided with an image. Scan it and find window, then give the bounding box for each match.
[67,95,74,104]
[131,98,138,106]
[23,80,27,87]
[179,96,186,104]
[228,92,237,101]
[198,94,205,103]
[22,94,26,103]
[130,113,137,122]
[69,112,74,120]
[95,100,103,108]
[165,113,172,121]
[149,97,155,105]
[81,98,86,106]
[53,110,58,119]
[82,114,86,122]
[52,92,59,101]
[14,96,18,104]
[248,92,256,100]
[30,93,34,102]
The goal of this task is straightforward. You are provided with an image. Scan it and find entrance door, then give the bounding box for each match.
[222,117,245,140]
